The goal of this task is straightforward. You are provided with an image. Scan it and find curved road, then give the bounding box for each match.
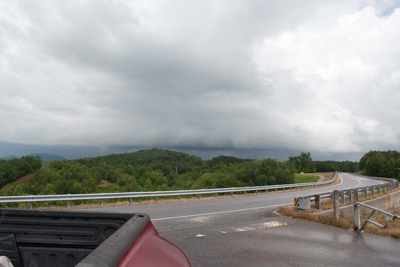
[84,173,400,266]
[88,173,382,220]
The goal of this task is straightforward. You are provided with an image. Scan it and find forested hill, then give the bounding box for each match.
[0,149,297,196]
[78,149,204,169]
[0,156,42,187]
[0,148,373,198]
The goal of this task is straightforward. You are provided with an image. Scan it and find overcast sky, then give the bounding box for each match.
[1,0,400,159]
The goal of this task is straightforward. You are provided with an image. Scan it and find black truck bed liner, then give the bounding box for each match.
[0,209,149,267]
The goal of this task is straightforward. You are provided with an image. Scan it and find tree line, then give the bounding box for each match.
[359,150,400,179]
[0,149,382,198]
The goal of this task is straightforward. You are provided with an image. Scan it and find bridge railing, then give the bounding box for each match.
[297,174,399,210]
[294,174,399,224]
[0,173,337,209]
[354,202,400,232]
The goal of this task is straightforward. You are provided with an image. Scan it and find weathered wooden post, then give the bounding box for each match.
[314,195,320,209]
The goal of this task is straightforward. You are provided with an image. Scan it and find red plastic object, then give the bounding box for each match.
[118,221,191,267]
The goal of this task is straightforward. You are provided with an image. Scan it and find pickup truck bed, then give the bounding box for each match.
[0,209,191,267]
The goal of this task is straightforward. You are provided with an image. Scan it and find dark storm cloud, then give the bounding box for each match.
[0,0,399,157]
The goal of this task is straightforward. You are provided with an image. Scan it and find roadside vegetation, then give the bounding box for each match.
[1,149,398,209]
[0,150,356,198]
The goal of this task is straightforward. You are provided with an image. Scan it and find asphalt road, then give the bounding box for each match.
[84,173,400,266]
[155,207,400,266]
[87,173,382,220]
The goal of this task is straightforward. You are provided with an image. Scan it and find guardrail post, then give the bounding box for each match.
[364,187,368,198]
[100,199,104,207]
[377,185,381,195]
[340,191,345,204]
[29,202,33,210]
[371,187,375,197]
[314,195,320,209]
[333,190,339,220]
[67,201,71,209]
[353,190,360,231]
[348,190,352,203]
[129,198,133,204]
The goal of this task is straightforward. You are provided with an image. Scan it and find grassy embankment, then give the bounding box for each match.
[294,173,319,183]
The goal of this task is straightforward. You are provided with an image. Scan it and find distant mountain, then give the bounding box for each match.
[1,155,18,160]
[0,140,363,161]
[29,153,65,161]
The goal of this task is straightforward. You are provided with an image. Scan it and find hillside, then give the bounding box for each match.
[0,149,296,198]
[29,153,65,161]
[0,149,363,204]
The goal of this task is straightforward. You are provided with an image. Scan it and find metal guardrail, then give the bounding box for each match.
[298,173,399,209]
[354,202,400,232]
[294,173,399,229]
[0,174,336,208]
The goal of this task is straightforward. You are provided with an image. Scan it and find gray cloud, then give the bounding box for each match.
[0,0,399,159]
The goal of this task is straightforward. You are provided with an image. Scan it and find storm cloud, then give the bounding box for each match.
[1,0,399,158]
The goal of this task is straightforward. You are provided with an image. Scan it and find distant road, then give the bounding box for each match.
[86,173,382,220]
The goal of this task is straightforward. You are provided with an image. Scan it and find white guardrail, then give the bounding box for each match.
[0,173,338,208]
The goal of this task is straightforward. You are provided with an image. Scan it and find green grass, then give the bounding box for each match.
[294,174,319,183]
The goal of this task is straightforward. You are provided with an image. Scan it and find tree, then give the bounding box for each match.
[289,152,316,173]
[360,150,400,179]
[275,169,294,184]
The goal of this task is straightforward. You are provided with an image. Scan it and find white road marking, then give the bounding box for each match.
[152,203,292,221]
[262,221,288,228]
[189,216,210,222]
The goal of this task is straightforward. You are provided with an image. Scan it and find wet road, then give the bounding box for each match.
[87,173,382,220]
[82,174,400,267]
[155,207,400,266]
[82,173,400,266]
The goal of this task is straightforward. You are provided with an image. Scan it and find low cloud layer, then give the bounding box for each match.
[1,0,399,157]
